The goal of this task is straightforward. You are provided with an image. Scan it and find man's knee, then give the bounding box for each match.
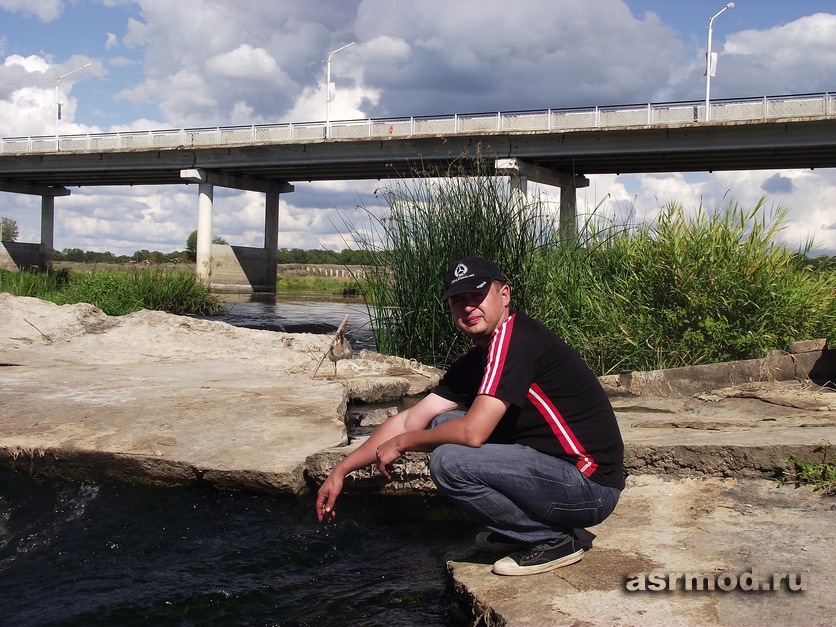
[429,410,466,429]
[428,443,459,487]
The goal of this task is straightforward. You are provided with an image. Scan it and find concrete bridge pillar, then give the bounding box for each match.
[495,158,589,246]
[196,182,214,282]
[181,169,293,292]
[41,196,55,252]
[0,182,69,271]
[558,180,579,246]
[263,190,280,288]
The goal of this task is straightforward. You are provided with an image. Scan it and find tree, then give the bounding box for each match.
[186,231,197,257]
[1,217,19,242]
[186,230,228,260]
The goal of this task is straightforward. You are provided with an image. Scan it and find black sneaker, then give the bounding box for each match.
[474,531,525,553]
[492,536,584,576]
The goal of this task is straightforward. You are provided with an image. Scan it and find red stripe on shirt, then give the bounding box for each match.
[528,382,598,477]
[479,313,515,396]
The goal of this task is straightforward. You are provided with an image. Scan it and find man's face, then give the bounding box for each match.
[448,282,510,345]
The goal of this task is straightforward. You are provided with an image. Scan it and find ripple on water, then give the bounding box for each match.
[0,471,478,626]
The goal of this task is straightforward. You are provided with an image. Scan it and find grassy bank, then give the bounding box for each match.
[0,262,365,315]
[0,266,224,317]
[276,264,365,297]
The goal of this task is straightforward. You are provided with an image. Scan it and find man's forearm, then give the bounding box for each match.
[331,413,408,477]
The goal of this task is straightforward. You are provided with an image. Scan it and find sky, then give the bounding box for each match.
[0,0,834,257]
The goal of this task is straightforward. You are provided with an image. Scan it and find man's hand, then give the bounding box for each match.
[315,473,344,523]
[375,436,404,480]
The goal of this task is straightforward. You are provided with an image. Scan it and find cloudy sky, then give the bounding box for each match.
[1,0,834,256]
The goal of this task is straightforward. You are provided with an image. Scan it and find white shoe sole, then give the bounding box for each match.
[492,548,583,576]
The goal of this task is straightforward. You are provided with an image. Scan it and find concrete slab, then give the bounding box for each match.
[2,293,835,625]
[0,294,441,492]
[448,475,836,627]
[1,359,348,492]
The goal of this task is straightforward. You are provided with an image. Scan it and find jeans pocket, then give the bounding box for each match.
[544,496,607,528]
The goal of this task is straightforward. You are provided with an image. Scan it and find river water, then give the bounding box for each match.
[0,296,478,626]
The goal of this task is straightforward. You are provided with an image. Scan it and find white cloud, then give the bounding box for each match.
[0,1,834,257]
[205,44,279,78]
[0,0,64,22]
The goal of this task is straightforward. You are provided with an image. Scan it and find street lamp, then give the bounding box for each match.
[55,62,92,146]
[705,3,733,122]
[324,42,355,138]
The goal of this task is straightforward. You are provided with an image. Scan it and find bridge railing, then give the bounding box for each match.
[2,92,833,155]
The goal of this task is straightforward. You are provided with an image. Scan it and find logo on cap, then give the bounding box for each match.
[454,263,468,278]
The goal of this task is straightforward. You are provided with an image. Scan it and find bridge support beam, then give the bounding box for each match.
[495,158,589,245]
[41,196,55,252]
[181,169,294,292]
[195,182,214,282]
[0,182,70,271]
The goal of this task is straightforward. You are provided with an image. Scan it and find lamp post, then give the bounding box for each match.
[705,3,733,122]
[55,62,92,147]
[324,42,355,138]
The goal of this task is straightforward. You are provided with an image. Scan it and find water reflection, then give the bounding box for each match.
[210,293,377,351]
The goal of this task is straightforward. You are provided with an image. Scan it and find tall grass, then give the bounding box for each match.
[1,267,224,317]
[348,171,836,374]
[347,158,555,367]
[0,267,72,298]
[531,200,835,373]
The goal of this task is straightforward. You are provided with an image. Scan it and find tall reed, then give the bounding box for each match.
[0,267,71,298]
[348,157,556,367]
[531,200,836,373]
[350,169,835,374]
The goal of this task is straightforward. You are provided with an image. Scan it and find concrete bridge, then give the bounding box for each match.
[1,92,834,291]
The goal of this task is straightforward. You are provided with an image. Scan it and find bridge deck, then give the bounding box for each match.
[1,93,835,191]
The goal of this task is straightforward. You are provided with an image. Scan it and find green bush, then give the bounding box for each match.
[531,200,836,373]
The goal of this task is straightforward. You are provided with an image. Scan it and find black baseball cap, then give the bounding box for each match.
[441,256,506,301]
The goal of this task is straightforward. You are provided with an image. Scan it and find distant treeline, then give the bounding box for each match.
[51,246,835,269]
[52,247,379,266]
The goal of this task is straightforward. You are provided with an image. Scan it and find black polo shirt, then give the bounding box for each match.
[432,311,625,490]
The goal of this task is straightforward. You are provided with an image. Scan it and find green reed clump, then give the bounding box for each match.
[530,199,836,374]
[0,267,72,298]
[348,156,555,367]
[1,267,223,316]
[127,268,224,316]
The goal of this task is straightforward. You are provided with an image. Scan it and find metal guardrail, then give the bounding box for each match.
[1,92,833,155]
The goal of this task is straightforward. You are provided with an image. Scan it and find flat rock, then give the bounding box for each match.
[448,475,836,626]
[0,294,440,492]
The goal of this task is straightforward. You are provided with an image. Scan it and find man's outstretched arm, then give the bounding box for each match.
[315,392,458,522]
[374,394,509,478]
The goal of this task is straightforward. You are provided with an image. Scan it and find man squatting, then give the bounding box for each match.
[316,256,625,576]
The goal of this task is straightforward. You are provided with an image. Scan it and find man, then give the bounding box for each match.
[316,256,624,576]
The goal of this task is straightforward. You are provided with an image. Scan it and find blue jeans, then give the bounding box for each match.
[428,411,621,548]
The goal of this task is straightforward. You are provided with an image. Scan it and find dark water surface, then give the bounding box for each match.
[0,472,476,626]
[0,297,479,626]
[212,293,377,351]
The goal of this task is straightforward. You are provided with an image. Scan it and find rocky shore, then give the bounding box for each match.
[2,292,835,626]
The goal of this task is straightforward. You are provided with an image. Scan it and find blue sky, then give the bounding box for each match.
[1,0,835,256]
